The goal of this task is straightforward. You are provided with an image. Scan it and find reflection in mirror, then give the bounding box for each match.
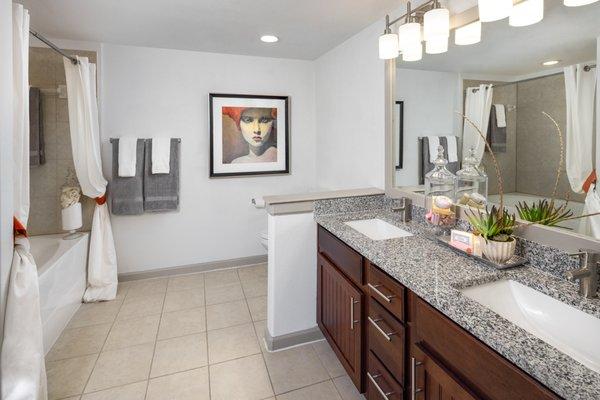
[392,2,600,239]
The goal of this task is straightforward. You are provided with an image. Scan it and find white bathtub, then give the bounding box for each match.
[29,233,89,354]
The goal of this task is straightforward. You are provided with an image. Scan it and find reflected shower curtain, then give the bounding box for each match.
[462,84,493,164]
[0,4,48,400]
[64,56,118,302]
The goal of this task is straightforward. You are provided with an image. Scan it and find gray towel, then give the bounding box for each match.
[419,136,459,184]
[29,87,45,166]
[144,139,180,212]
[110,139,145,215]
[487,105,507,153]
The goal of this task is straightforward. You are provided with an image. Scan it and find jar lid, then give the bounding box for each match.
[425,146,456,182]
[457,146,487,179]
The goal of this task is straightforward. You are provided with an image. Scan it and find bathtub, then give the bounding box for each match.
[29,233,89,354]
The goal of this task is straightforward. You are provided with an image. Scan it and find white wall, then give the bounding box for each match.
[99,44,316,273]
[394,68,461,186]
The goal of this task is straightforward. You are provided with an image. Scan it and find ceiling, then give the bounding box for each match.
[400,1,600,78]
[19,0,402,60]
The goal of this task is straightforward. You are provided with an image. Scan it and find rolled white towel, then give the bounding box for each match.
[118,136,138,177]
[152,137,171,174]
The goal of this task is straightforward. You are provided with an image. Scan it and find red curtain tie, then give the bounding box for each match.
[13,216,27,237]
[583,170,597,194]
[95,194,107,205]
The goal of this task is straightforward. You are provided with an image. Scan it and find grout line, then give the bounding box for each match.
[204,272,212,400]
[144,285,168,399]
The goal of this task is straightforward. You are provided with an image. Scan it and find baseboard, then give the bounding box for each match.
[265,326,325,352]
[118,254,268,282]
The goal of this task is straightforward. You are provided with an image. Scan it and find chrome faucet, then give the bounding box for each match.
[391,197,412,223]
[567,249,599,299]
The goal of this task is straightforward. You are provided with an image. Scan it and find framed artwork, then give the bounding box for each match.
[395,100,404,170]
[209,93,290,177]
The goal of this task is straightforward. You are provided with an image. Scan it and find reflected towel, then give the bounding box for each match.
[427,136,440,163]
[29,87,45,166]
[110,139,144,215]
[144,139,180,212]
[152,137,171,174]
[118,136,138,177]
[445,135,458,163]
[420,136,460,184]
[494,104,506,128]
[487,105,507,153]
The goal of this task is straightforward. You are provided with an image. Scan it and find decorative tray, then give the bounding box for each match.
[436,235,527,270]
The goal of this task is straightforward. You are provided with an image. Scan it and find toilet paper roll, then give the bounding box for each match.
[252,197,266,209]
[62,202,83,231]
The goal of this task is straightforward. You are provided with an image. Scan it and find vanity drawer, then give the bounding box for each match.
[368,298,405,384]
[318,226,363,285]
[366,351,403,400]
[367,263,405,322]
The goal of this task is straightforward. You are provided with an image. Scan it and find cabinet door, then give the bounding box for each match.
[318,254,363,389]
[410,344,478,400]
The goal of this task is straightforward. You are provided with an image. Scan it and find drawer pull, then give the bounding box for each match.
[368,372,395,400]
[350,297,359,330]
[368,316,397,341]
[411,357,424,400]
[368,283,396,303]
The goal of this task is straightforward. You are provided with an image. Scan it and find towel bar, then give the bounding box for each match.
[109,138,181,143]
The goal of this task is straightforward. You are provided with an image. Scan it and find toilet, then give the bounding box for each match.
[259,231,268,250]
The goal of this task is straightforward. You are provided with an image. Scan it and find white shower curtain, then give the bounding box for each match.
[63,56,118,302]
[1,4,48,400]
[564,64,596,194]
[462,84,493,163]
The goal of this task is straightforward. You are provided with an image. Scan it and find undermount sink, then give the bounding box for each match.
[461,279,600,373]
[344,219,413,241]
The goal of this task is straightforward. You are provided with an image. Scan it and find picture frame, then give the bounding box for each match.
[209,93,290,177]
[395,100,404,170]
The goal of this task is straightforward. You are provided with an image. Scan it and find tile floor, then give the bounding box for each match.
[46,264,365,400]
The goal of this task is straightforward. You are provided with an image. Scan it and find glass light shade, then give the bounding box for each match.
[398,22,422,52]
[564,0,598,5]
[379,33,399,59]
[509,0,544,26]
[425,37,448,54]
[478,0,513,22]
[423,8,450,41]
[455,21,481,45]
[402,44,423,62]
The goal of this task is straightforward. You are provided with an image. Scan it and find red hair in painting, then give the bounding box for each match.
[222,107,277,129]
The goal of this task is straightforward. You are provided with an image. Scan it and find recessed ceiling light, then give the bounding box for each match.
[260,35,279,43]
[542,60,560,66]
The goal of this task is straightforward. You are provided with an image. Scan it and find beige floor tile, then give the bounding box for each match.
[241,278,268,298]
[164,287,205,312]
[264,345,329,394]
[126,278,168,298]
[206,300,252,331]
[103,314,160,351]
[247,296,267,321]
[67,300,122,329]
[237,264,267,282]
[332,375,364,400]
[253,320,268,352]
[204,269,240,288]
[208,323,260,364]
[84,343,154,393]
[276,380,342,400]
[115,281,131,300]
[47,323,111,361]
[150,333,208,377]
[313,340,346,378]
[158,307,206,340]
[167,273,205,292]
[47,354,97,400]
[205,282,245,305]
[147,367,210,400]
[80,381,147,400]
[209,354,274,400]
[117,292,164,321]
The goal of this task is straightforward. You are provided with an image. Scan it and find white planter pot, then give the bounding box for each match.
[482,238,516,264]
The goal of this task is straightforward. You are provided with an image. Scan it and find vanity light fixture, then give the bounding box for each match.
[509,0,544,27]
[564,0,599,6]
[260,35,279,43]
[478,0,513,22]
[455,20,482,45]
[542,60,560,66]
[403,43,423,61]
[379,29,399,59]
[426,36,448,54]
[398,21,422,53]
[424,2,449,54]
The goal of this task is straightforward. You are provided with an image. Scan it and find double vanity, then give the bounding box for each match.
[314,195,600,400]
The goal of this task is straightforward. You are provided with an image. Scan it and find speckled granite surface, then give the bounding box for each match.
[314,196,600,400]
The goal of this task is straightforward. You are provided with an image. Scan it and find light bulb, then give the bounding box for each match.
[379,33,399,60]
[398,22,422,52]
[478,0,513,22]
[426,37,448,54]
[402,44,423,62]
[564,0,598,5]
[509,0,544,27]
[455,21,481,46]
[423,8,450,41]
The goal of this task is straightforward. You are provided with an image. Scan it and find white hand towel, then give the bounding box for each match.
[445,135,458,163]
[494,104,506,128]
[428,136,441,163]
[118,136,138,177]
[152,137,171,174]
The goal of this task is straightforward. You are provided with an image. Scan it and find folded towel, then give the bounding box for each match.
[445,135,458,163]
[420,136,460,184]
[494,104,506,128]
[152,137,171,174]
[29,87,45,166]
[118,136,138,177]
[110,139,145,215]
[487,105,507,153]
[427,136,441,163]
[144,139,180,212]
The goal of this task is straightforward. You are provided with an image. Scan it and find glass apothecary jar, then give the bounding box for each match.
[455,146,488,210]
[424,146,457,231]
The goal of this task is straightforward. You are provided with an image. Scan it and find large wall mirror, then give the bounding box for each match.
[390,1,600,242]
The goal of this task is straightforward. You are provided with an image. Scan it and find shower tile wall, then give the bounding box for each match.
[28,47,96,235]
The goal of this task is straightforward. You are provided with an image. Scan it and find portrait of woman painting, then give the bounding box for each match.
[209,93,289,177]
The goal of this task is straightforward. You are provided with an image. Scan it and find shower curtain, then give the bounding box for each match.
[63,56,118,302]
[462,84,493,164]
[1,4,48,400]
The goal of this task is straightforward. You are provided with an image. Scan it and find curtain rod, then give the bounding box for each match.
[29,29,78,65]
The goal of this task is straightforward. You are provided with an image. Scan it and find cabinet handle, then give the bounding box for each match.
[367,372,395,400]
[368,283,396,303]
[368,316,397,341]
[350,297,359,330]
[411,357,423,400]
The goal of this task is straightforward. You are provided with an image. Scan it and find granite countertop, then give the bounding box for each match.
[315,208,600,400]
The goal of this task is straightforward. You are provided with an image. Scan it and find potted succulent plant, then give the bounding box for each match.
[467,205,517,263]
